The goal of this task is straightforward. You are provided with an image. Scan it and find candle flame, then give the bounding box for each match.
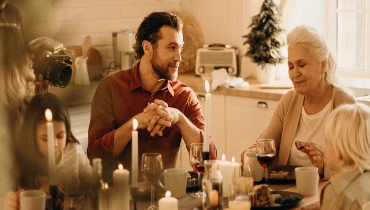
[165,191,171,197]
[231,157,235,163]
[222,154,226,161]
[104,182,109,189]
[45,109,52,121]
[133,118,138,130]
[118,164,123,170]
[205,80,210,93]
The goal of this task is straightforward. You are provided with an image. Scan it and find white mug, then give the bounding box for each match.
[163,168,187,198]
[295,166,318,196]
[244,151,264,182]
[20,190,46,210]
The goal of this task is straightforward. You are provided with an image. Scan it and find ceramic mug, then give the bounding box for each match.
[163,168,187,198]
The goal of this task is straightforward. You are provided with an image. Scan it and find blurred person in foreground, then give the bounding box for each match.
[88,11,217,183]
[0,25,48,208]
[4,92,93,210]
[0,0,23,32]
[320,103,370,210]
[241,25,356,179]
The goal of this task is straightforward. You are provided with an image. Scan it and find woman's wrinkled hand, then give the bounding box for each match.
[298,141,324,175]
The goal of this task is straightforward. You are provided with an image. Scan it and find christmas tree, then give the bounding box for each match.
[243,0,285,67]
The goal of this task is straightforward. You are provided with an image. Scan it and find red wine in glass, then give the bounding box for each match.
[256,139,276,185]
[191,163,205,174]
[143,168,163,185]
[257,154,275,169]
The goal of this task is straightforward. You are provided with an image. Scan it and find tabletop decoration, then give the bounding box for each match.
[113,164,129,210]
[45,109,57,210]
[231,157,241,179]
[131,118,139,210]
[202,80,211,160]
[218,154,232,197]
[158,191,178,210]
[132,118,138,187]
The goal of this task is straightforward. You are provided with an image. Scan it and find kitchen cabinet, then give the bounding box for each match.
[225,96,278,160]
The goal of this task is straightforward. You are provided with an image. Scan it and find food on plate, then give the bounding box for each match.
[274,192,301,205]
[249,184,270,206]
[270,170,289,179]
[295,141,305,150]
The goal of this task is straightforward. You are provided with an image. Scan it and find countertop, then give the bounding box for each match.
[178,73,291,101]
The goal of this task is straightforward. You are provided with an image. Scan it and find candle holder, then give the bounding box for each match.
[131,186,139,210]
[49,185,58,210]
[202,151,210,161]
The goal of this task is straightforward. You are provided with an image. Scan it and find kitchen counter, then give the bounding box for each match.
[178,73,291,101]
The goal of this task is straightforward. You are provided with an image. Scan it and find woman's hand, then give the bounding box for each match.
[34,74,50,94]
[4,191,19,210]
[299,141,325,176]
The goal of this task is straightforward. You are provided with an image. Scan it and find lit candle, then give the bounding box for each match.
[113,164,129,210]
[203,80,211,153]
[218,154,232,197]
[98,183,109,210]
[131,118,138,188]
[45,109,56,185]
[158,191,178,210]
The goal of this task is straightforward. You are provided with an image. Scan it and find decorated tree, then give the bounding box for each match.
[243,0,285,67]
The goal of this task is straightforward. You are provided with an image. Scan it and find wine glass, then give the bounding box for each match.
[189,143,205,198]
[141,153,163,210]
[256,139,276,185]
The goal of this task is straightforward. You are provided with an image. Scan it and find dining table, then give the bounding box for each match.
[129,180,327,210]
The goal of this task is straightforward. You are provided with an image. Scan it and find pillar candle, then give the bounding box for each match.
[218,154,232,197]
[45,109,56,185]
[131,118,138,188]
[158,191,178,210]
[231,157,241,179]
[113,164,129,210]
[203,80,211,152]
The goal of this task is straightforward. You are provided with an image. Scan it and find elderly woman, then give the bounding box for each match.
[241,25,356,179]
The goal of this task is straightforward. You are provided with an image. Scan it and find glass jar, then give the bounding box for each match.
[202,160,223,210]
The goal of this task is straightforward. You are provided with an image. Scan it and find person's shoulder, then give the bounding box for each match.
[333,86,356,103]
[64,142,85,155]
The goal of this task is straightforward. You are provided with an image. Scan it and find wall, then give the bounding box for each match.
[13,0,181,69]
[12,0,329,79]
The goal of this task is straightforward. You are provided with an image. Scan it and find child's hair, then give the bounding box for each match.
[325,103,370,173]
[15,92,79,189]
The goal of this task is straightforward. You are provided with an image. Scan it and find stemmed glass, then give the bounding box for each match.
[141,153,163,210]
[189,143,205,198]
[256,139,276,185]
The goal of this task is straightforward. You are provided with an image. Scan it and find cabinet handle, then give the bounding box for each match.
[257,101,268,108]
[197,94,205,101]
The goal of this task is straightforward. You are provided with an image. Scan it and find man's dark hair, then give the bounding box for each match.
[134,12,183,59]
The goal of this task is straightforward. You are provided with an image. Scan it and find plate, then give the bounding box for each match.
[268,165,299,184]
[251,191,304,209]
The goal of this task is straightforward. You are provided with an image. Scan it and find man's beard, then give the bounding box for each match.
[151,49,178,81]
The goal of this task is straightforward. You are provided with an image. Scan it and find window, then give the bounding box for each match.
[336,0,370,74]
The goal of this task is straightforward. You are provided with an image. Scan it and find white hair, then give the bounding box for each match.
[287,25,337,85]
[325,103,370,173]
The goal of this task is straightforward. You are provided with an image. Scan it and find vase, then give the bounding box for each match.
[256,64,276,84]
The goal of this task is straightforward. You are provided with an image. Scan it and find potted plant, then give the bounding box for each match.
[243,0,285,83]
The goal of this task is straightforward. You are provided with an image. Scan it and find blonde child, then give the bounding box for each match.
[320,103,370,209]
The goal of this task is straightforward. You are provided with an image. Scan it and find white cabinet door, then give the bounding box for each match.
[176,93,226,170]
[225,96,278,161]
